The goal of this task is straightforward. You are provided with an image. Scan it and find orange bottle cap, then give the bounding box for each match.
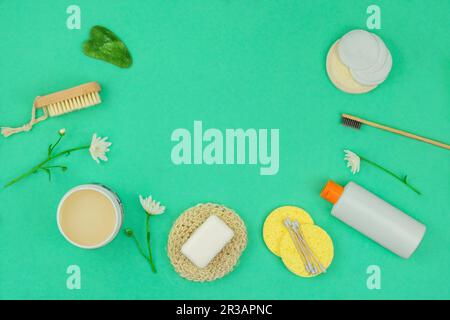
[320,180,344,204]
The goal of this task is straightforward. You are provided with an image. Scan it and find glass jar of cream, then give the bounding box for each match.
[57,184,123,249]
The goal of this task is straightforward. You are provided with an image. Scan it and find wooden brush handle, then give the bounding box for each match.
[343,114,450,150]
[35,82,101,108]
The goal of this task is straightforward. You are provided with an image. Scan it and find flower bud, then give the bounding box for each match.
[124,228,134,237]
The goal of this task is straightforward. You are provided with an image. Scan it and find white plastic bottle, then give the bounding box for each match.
[320,180,426,259]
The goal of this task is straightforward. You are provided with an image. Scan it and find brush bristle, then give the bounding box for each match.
[46,92,101,117]
[341,116,362,129]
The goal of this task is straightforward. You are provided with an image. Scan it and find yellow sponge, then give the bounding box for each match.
[263,206,314,257]
[280,224,334,278]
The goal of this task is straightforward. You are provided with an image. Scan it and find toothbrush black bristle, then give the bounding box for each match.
[341,116,362,129]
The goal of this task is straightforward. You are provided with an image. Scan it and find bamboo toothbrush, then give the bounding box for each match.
[342,114,450,150]
[2,82,102,137]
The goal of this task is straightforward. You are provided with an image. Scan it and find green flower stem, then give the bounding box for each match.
[49,134,64,154]
[129,232,150,263]
[360,157,421,195]
[4,145,89,188]
[146,214,157,273]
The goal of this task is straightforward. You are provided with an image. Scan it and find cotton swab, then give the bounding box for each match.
[283,219,316,274]
[292,220,327,274]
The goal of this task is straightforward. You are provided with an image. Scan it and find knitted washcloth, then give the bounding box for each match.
[167,203,247,282]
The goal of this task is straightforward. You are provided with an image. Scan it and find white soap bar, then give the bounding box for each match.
[181,215,235,268]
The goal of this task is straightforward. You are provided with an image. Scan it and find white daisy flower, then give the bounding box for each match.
[139,195,166,215]
[344,149,360,174]
[89,133,111,164]
[59,128,66,136]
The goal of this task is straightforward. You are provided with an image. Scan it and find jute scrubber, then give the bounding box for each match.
[167,203,247,282]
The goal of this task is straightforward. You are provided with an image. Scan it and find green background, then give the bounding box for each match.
[0,0,449,300]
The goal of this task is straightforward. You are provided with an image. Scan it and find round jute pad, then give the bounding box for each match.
[167,203,247,282]
[326,41,377,94]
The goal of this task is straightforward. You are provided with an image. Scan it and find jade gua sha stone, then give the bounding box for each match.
[83,26,132,68]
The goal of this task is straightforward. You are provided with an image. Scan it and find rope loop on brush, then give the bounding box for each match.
[1,97,48,138]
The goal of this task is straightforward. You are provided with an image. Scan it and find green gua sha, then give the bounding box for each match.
[83,25,132,68]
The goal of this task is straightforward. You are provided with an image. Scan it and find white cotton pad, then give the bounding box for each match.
[358,34,389,74]
[326,41,377,94]
[351,44,392,86]
[338,29,380,71]
[181,215,235,268]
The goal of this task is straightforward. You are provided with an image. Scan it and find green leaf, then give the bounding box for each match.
[42,168,52,181]
[44,165,68,172]
[83,26,132,68]
[48,144,53,156]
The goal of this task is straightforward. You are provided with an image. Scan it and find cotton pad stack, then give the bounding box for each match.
[263,206,334,278]
[326,29,393,94]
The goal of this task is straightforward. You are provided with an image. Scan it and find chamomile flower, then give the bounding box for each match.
[344,149,360,174]
[139,195,166,215]
[89,133,111,164]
